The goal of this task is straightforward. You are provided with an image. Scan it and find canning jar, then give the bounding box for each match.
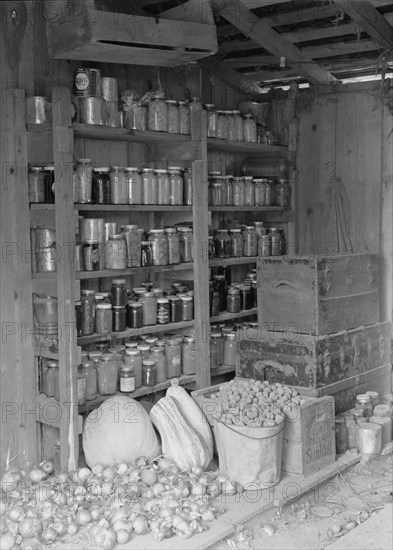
[226,111,236,141]
[110,279,127,307]
[178,101,190,134]
[28,166,45,203]
[217,111,227,139]
[119,364,135,393]
[179,227,193,262]
[77,367,87,406]
[214,229,231,258]
[180,295,194,321]
[259,233,271,257]
[166,100,180,133]
[356,394,373,419]
[148,91,168,132]
[142,360,157,386]
[210,333,223,369]
[253,221,266,237]
[270,228,282,256]
[83,240,101,271]
[75,159,93,203]
[164,228,180,264]
[229,228,243,257]
[168,296,182,323]
[154,169,170,205]
[80,289,95,335]
[44,165,55,203]
[112,306,126,332]
[140,292,157,326]
[275,178,291,207]
[96,353,119,395]
[222,175,233,206]
[182,337,195,375]
[210,180,223,206]
[168,167,184,205]
[243,114,257,143]
[157,297,170,324]
[121,225,141,268]
[152,288,163,300]
[369,405,392,447]
[165,339,182,378]
[124,105,147,131]
[141,241,152,267]
[126,302,142,328]
[238,284,252,311]
[232,177,245,206]
[254,179,265,206]
[189,97,202,115]
[233,110,244,141]
[45,360,59,399]
[81,361,98,401]
[226,288,240,313]
[92,167,111,204]
[150,347,167,383]
[95,303,112,334]
[205,104,218,137]
[252,279,257,308]
[183,167,193,206]
[141,168,158,205]
[125,167,142,205]
[124,349,142,388]
[110,166,127,204]
[242,226,258,256]
[266,180,274,205]
[106,234,127,269]
[244,176,255,206]
[75,301,83,336]
[211,291,220,317]
[213,274,227,312]
[224,332,237,366]
[148,229,169,265]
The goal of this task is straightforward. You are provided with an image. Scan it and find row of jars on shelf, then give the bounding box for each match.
[210,272,257,317]
[210,224,284,258]
[208,172,291,207]
[77,281,194,337]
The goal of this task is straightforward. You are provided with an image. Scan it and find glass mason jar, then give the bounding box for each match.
[148,91,168,132]
[226,288,240,313]
[141,168,158,205]
[182,337,195,375]
[77,367,87,406]
[214,229,231,258]
[75,159,93,203]
[275,178,291,207]
[142,360,157,387]
[180,295,194,321]
[242,226,258,256]
[253,221,266,238]
[266,179,274,206]
[217,110,227,139]
[183,167,192,206]
[125,167,142,205]
[254,179,266,206]
[124,349,142,388]
[211,291,220,316]
[105,234,127,269]
[270,227,282,256]
[168,166,184,205]
[259,233,271,257]
[111,279,127,307]
[95,303,112,334]
[239,284,253,310]
[96,353,119,395]
[126,301,143,328]
[244,176,255,206]
[140,292,157,326]
[205,104,218,137]
[92,167,111,204]
[226,111,236,141]
[110,165,127,204]
[210,180,223,206]
[150,347,167,383]
[83,240,101,271]
[28,166,46,203]
[179,227,193,262]
[156,297,170,324]
[165,227,180,264]
[154,169,170,205]
[121,225,141,268]
[148,229,169,265]
[189,97,202,115]
[210,333,223,369]
[112,306,126,332]
[119,364,135,393]
[222,175,233,206]
[80,289,95,336]
[233,110,244,141]
[229,228,243,257]
[232,177,246,206]
[243,114,257,143]
[224,332,238,366]
[178,100,190,134]
[81,361,98,401]
[45,360,59,398]
[213,274,227,312]
[141,241,152,267]
[165,339,182,378]
[166,100,180,133]
[124,104,147,131]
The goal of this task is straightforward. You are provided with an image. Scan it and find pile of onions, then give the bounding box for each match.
[1,457,223,549]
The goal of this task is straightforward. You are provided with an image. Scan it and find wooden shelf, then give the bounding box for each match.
[73,123,191,144]
[207,138,287,155]
[211,364,236,376]
[79,374,196,414]
[77,320,194,345]
[76,263,193,279]
[209,256,257,267]
[209,206,288,212]
[74,204,193,212]
[210,308,257,323]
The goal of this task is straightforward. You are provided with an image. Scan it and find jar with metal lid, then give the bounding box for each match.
[165,339,182,378]
[140,292,157,326]
[239,285,253,310]
[275,178,291,207]
[226,288,241,313]
[180,295,194,321]
[266,180,274,206]
[111,279,127,307]
[75,159,93,203]
[259,233,271,257]
[154,169,170,205]
[222,175,233,206]
[270,228,282,256]
[137,344,151,360]
[166,100,180,133]
[179,227,193,262]
[141,281,154,293]
[124,349,142,388]
[232,177,245,206]
[117,364,134,394]
[244,177,255,206]
[157,298,170,324]
[224,332,238,366]
[112,306,126,332]
[182,337,195,375]
[142,360,157,386]
[229,228,243,257]
[44,165,55,203]
[233,110,244,141]
[356,394,373,419]
[335,416,349,454]
[366,391,380,410]
[45,360,59,399]
[141,168,158,205]
[369,405,392,447]
[148,229,169,265]
[164,228,180,265]
[145,337,159,347]
[253,179,265,206]
[105,234,127,269]
[168,296,182,323]
[81,361,98,401]
[148,91,168,132]
[75,301,83,336]
[149,347,166,383]
[80,289,95,335]
[210,333,223,369]
[110,166,127,204]
[253,221,266,237]
[214,229,231,258]
[83,240,101,271]
[96,353,119,395]
[183,167,192,206]
[92,167,111,204]
[95,303,112,334]
[210,180,224,206]
[178,101,190,134]
[226,111,236,141]
[213,274,227,312]
[152,288,163,300]
[168,167,184,205]
[141,241,152,267]
[125,167,142,205]
[242,226,258,256]
[205,104,218,137]
[121,225,141,268]
[189,97,202,114]
[243,114,257,143]
[28,166,46,203]
[217,111,227,139]
[208,235,215,259]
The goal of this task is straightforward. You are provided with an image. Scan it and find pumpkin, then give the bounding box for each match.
[83,396,160,468]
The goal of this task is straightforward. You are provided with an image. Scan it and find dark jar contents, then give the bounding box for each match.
[213,274,227,312]
[111,279,127,307]
[157,298,170,324]
[112,306,126,332]
[83,240,101,271]
[75,301,83,336]
[211,291,220,317]
[226,288,240,313]
[80,290,95,335]
[127,301,143,328]
[95,303,112,334]
[44,165,55,204]
[168,296,182,323]
[239,285,253,310]
[141,241,152,267]
[335,416,349,454]
[92,167,111,204]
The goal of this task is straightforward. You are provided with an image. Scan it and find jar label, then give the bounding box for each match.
[120,377,135,392]
[157,305,169,324]
[75,72,89,91]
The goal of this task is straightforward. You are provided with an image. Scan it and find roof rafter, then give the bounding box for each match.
[198,57,266,97]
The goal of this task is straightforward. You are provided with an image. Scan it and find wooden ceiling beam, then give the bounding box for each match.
[198,57,265,97]
[214,0,336,84]
[334,0,393,50]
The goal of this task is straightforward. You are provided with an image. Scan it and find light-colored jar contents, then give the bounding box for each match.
[184,167,193,205]
[124,349,142,388]
[154,169,170,205]
[165,227,180,264]
[95,353,119,395]
[259,234,271,257]
[254,179,267,206]
[243,114,257,143]
[142,360,157,387]
[141,168,158,205]
[95,303,112,334]
[233,110,244,141]
[105,234,127,269]
[140,292,157,326]
[165,339,182,378]
[77,367,87,405]
[75,159,93,203]
[121,225,141,268]
[232,177,245,206]
[270,228,282,256]
[242,226,258,256]
[150,347,167,383]
[205,104,218,137]
[148,229,169,265]
[224,332,237,366]
[178,101,190,134]
[124,105,147,131]
[244,176,255,206]
[254,221,266,237]
[148,91,168,132]
[226,288,241,313]
[275,178,291,207]
[217,111,227,139]
[356,421,382,454]
[29,166,46,203]
[166,100,180,133]
[229,228,243,257]
[110,165,127,204]
[125,167,143,205]
[180,295,193,321]
[182,337,195,375]
[80,289,96,336]
[119,364,135,393]
[168,167,184,205]
[81,361,98,401]
[45,360,59,399]
[179,227,193,262]
[226,111,236,141]
[210,180,224,206]
[222,176,233,206]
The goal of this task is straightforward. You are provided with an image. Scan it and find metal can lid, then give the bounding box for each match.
[96,303,112,309]
[164,227,177,233]
[124,166,139,172]
[226,332,237,339]
[93,167,110,172]
[168,166,183,172]
[76,158,92,163]
[165,99,177,105]
[154,169,168,174]
[120,365,134,372]
[112,305,125,310]
[81,289,96,295]
[151,91,165,100]
[84,239,99,244]
[204,103,215,109]
[357,394,371,403]
[47,360,59,367]
[229,228,241,233]
[141,168,154,172]
[180,295,193,301]
[133,287,146,293]
[157,298,169,303]
[151,346,164,353]
[112,279,126,285]
[149,229,164,233]
[143,359,157,366]
[30,165,45,171]
[125,341,138,347]
[211,332,222,338]
[137,344,150,351]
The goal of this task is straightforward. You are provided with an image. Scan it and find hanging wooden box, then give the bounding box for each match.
[45,0,217,67]
[257,253,379,335]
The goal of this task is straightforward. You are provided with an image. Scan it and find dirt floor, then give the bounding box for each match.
[210,452,393,550]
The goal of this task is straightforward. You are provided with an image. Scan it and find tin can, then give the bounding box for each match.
[101,77,118,102]
[75,244,83,271]
[79,97,105,125]
[26,96,52,125]
[36,246,58,273]
[32,227,56,249]
[83,240,101,271]
[106,101,120,127]
[75,159,93,203]
[80,217,105,244]
[74,68,101,97]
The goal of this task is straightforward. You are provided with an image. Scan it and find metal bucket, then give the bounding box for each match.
[26,96,52,125]
[101,77,118,102]
[79,97,106,125]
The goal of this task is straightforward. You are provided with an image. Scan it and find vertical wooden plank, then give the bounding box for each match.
[52,86,79,471]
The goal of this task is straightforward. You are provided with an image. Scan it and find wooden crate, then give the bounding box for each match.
[237,322,391,390]
[191,384,336,477]
[258,253,379,335]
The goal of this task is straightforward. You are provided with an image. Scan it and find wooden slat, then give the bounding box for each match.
[76,263,194,279]
[217,0,336,85]
[73,123,190,144]
[199,57,266,97]
[207,137,287,154]
[160,0,215,24]
[211,308,258,323]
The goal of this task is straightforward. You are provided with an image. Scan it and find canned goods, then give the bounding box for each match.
[79,97,105,125]
[74,68,101,97]
[28,166,45,203]
[106,101,120,128]
[101,77,118,102]
[25,96,52,125]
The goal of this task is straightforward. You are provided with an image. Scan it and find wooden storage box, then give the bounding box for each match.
[258,253,379,335]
